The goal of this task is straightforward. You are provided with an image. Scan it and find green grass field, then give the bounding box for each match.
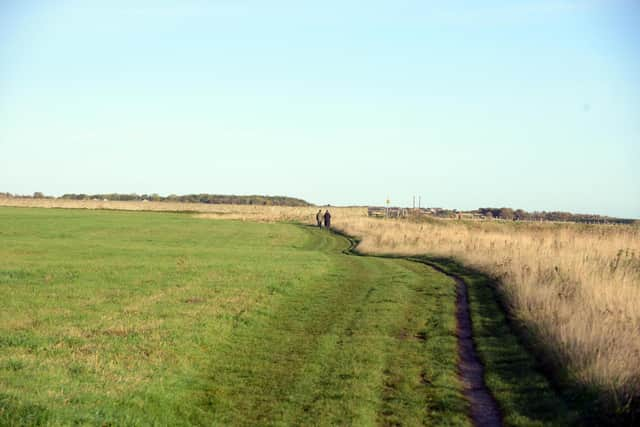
[0,207,574,426]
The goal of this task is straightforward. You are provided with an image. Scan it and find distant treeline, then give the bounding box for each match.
[474,207,635,224]
[59,193,311,206]
[0,192,309,206]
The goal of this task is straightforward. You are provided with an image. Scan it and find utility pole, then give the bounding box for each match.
[418,196,421,209]
[413,196,415,210]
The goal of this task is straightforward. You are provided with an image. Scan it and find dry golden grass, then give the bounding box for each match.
[0,197,367,222]
[333,216,640,408]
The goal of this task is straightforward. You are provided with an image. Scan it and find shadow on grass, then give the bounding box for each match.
[415,257,579,425]
[330,225,634,425]
[409,256,636,427]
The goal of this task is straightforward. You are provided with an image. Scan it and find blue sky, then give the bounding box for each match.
[1,1,639,217]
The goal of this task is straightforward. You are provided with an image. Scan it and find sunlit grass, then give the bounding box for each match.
[0,207,470,425]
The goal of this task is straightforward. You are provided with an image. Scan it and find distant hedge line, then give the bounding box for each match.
[56,193,311,207]
[474,207,636,224]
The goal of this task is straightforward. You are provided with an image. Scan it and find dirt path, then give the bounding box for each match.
[337,229,502,426]
[424,261,503,427]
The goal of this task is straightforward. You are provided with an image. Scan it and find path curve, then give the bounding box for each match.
[333,228,502,427]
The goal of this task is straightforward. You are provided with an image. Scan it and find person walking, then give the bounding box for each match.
[316,209,323,228]
[323,210,331,229]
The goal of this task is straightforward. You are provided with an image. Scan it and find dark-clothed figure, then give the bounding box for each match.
[316,209,323,228]
[323,210,331,229]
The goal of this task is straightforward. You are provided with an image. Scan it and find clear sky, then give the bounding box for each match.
[1,1,639,217]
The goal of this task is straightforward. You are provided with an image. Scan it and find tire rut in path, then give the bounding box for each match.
[424,261,502,427]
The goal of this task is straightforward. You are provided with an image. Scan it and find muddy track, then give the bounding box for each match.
[420,260,502,427]
[332,228,502,426]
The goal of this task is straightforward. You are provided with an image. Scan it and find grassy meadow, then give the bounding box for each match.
[335,216,640,420]
[0,204,617,425]
[1,207,471,426]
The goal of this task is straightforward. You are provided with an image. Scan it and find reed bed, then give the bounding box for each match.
[334,216,640,412]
